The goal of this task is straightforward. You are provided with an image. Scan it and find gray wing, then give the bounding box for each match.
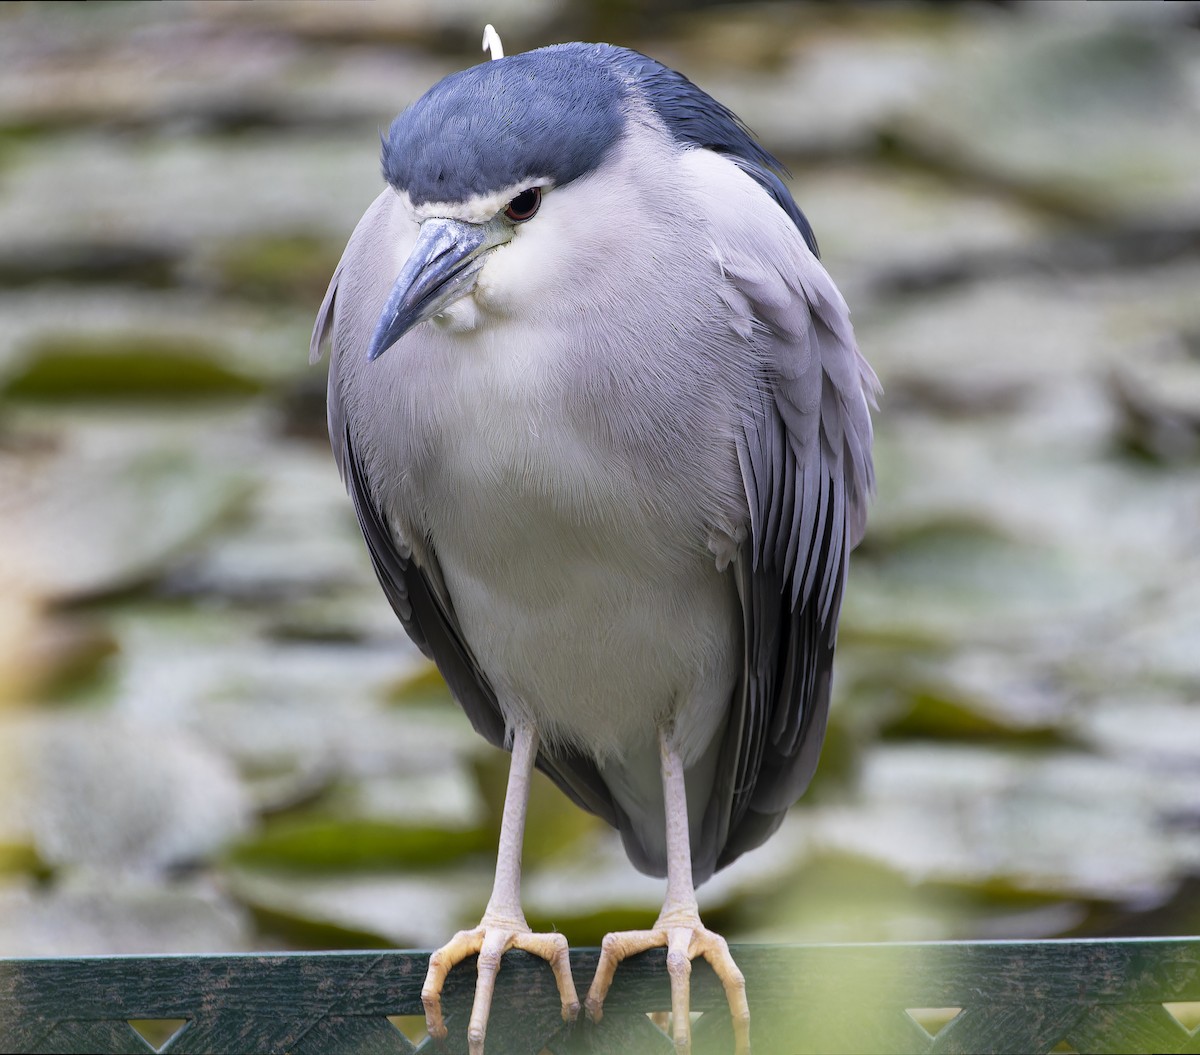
[311,217,621,829]
[699,198,878,878]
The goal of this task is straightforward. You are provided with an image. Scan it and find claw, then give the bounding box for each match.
[419,726,580,1052]
[422,918,579,1054]
[586,917,749,1055]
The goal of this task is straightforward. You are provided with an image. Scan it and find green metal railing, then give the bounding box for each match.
[2,939,1199,1054]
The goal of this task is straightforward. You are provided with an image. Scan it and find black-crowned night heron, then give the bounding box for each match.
[311,30,877,1055]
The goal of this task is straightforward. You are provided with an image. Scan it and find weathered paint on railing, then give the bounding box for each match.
[2,939,1199,1054]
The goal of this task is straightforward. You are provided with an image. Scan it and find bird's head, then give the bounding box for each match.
[366,41,816,362]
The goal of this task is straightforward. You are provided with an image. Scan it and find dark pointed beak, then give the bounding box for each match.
[367,216,511,361]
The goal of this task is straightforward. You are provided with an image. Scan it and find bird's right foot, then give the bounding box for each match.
[422,915,580,1055]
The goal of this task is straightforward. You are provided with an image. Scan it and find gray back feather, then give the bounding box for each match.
[692,159,877,877]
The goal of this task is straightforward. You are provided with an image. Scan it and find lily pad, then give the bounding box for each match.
[1109,337,1200,464]
[4,333,264,402]
[387,660,453,706]
[892,23,1200,220]
[0,874,250,955]
[228,816,490,872]
[0,287,324,388]
[676,6,946,157]
[730,854,1088,945]
[876,647,1073,740]
[0,427,252,600]
[210,233,342,305]
[794,162,1045,300]
[1,713,250,876]
[1078,696,1200,770]
[225,867,492,950]
[170,442,379,605]
[228,763,490,871]
[808,744,1196,904]
[845,523,1139,648]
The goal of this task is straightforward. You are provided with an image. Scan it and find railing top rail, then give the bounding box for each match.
[2,939,1198,1054]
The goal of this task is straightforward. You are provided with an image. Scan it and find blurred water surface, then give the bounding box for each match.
[1,0,1200,956]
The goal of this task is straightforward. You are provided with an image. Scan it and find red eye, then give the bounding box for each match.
[503,187,541,223]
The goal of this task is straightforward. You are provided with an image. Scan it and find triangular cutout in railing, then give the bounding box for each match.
[127,1019,189,1052]
[1163,1001,1200,1034]
[905,1006,963,1039]
[646,1010,670,1034]
[643,1010,704,1036]
[387,1014,429,1046]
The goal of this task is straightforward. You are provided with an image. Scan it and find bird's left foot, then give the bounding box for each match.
[422,916,580,1055]
[585,911,750,1054]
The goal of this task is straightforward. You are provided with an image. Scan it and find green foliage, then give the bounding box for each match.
[212,234,342,305]
[5,335,263,401]
[228,818,492,872]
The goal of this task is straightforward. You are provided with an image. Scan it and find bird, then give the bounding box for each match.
[311,28,877,1055]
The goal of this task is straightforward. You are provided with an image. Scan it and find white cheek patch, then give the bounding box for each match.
[431,297,482,333]
[474,242,533,313]
[473,233,547,317]
[473,266,501,311]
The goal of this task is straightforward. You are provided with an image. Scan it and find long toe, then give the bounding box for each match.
[422,922,578,1055]
[687,927,750,1055]
[422,926,487,1042]
[585,928,664,1023]
[510,930,580,1024]
[587,922,750,1055]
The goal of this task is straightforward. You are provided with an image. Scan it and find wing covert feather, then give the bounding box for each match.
[694,152,877,872]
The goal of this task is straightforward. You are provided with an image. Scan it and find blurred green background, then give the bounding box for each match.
[1,0,1199,959]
